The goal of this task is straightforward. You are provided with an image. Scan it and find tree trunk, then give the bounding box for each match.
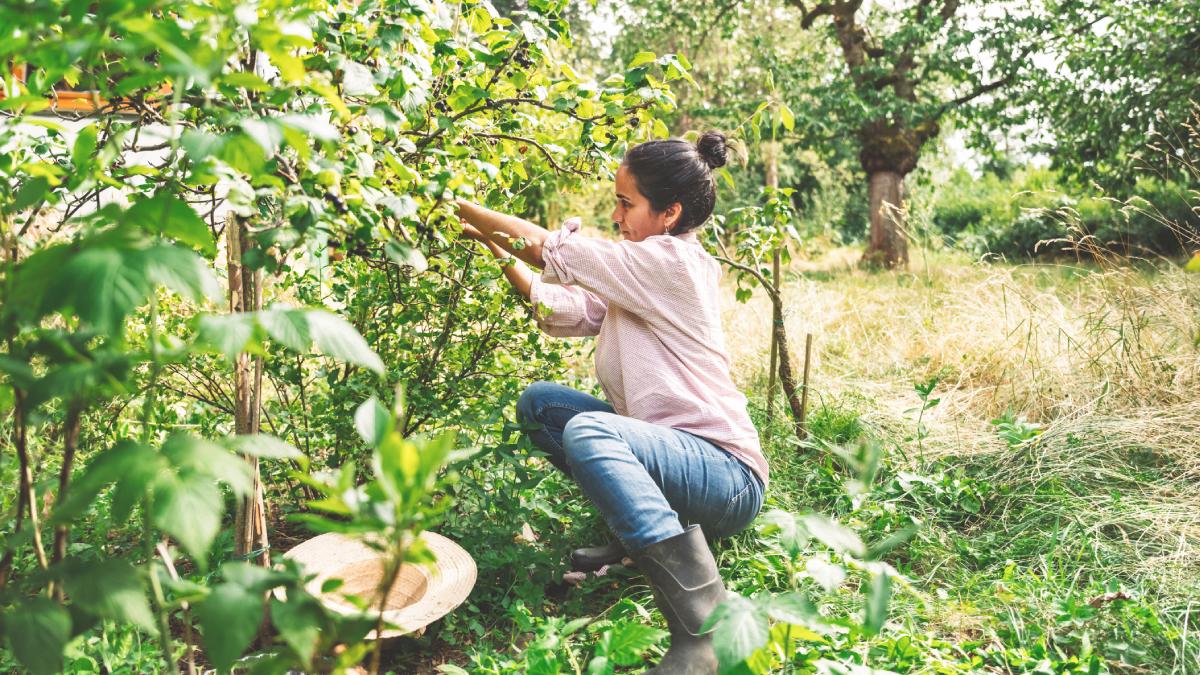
[864,170,908,268]
[764,141,781,422]
[228,217,270,566]
[772,313,806,441]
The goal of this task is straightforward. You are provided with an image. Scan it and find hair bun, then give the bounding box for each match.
[695,130,728,169]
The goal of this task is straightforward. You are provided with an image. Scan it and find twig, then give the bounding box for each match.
[157,542,198,675]
[475,133,588,176]
[50,404,83,600]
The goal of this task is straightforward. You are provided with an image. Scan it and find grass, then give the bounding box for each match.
[726,247,1200,672]
[386,246,1200,673]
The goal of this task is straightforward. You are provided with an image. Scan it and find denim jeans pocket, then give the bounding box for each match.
[713,471,761,537]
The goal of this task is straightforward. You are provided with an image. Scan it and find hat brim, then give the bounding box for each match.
[282,531,476,639]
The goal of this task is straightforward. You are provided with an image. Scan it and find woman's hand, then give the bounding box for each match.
[461,221,488,243]
[454,198,548,268]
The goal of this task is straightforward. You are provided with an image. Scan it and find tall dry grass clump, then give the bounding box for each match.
[719,134,1200,651]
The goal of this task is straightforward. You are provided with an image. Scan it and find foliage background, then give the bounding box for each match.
[1,0,1198,673]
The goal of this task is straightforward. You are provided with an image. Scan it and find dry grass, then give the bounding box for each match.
[721,246,1200,665]
[723,247,1199,464]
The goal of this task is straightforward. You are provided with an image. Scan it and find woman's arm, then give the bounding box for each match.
[465,224,533,299]
[455,199,548,268]
[463,223,607,336]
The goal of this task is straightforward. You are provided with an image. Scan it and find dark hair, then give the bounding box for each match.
[623,130,727,235]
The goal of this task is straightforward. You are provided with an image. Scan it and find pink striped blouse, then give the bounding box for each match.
[528,217,769,486]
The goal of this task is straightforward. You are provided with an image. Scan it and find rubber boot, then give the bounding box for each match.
[630,525,725,674]
[570,540,626,572]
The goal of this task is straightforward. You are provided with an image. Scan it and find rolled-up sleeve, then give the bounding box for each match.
[541,218,682,318]
[529,275,607,337]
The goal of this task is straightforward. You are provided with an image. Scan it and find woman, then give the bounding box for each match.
[456,131,767,674]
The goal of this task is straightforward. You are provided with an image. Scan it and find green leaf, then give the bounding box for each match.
[586,655,610,675]
[801,514,866,557]
[197,313,258,360]
[375,433,419,500]
[195,582,265,672]
[152,471,223,561]
[562,616,592,636]
[272,50,306,83]
[354,396,390,447]
[717,167,735,190]
[258,306,312,352]
[306,310,385,374]
[162,433,254,497]
[72,124,98,174]
[53,440,161,523]
[628,51,657,69]
[9,176,50,213]
[53,247,151,334]
[229,433,304,460]
[707,595,768,672]
[4,597,71,675]
[417,431,455,487]
[765,592,816,626]
[758,509,808,555]
[181,130,224,161]
[220,72,271,91]
[384,240,428,273]
[778,102,795,132]
[221,133,267,174]
[605,622,667,667]
[865,525,917,561]
[124,192,218,257]
[240,118,282,155]
[863,570,891,636]
[139,243,222,302]
[271,596,323,666]
[279,114,338,142]
[63,559,156,633]
[221,561,289,591]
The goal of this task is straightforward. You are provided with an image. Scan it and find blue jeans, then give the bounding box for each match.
[516,381,764,551]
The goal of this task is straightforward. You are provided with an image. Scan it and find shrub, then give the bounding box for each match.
[932,167,1199,259]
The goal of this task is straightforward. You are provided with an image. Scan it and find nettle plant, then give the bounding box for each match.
[705,441,913,674]
[706,184,810,438]
[0,0,690,671]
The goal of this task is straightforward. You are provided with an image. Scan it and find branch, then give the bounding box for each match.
[934,7,1106,119]
[791,1,838,29]
[489,97,655,123]
[692,0,744,52]
[475,133,588,176]
[51,404,83,598]
[938,74,1012,115]
[915,0,935,23]
[714,255,781,304]
[939,0,960,21]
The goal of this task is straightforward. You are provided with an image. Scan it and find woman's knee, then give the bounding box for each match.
[516,381,557,424]
[561,411,618,465]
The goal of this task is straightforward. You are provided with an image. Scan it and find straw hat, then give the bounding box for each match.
[282,531,476,639]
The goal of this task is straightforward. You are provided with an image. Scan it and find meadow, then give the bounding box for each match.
[412,248,1200,673]
[3,0,1197,672]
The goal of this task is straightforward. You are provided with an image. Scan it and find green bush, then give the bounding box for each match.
[931,167,1199,258]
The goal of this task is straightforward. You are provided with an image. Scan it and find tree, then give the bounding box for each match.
[786,0,1071,267]
[1021,0,1200,190]
[0,0,689,670]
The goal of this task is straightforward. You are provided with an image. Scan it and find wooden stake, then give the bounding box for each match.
[229,217,270,566]
[798,333,813,440]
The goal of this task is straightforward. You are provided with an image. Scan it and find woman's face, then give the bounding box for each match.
[611,164,680,242]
